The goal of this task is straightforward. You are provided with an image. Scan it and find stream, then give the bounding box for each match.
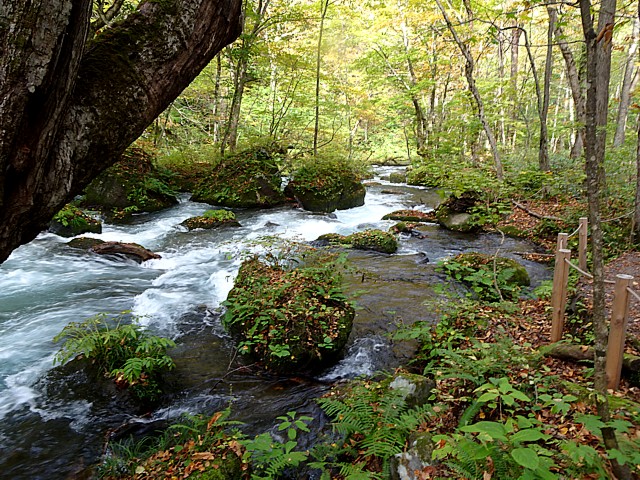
[0,167,550,479]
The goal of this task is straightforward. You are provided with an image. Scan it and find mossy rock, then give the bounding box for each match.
[49,204,102,237]
[180,209,241,231]
[434,192,481,233]
[285,157,366,213]
[191,143,286,208]
[453,252,530,287]
[349,229,398,254]
[382,209,434,223]
[67,237,105,250]
[388,171,407,183]
[314,229,398,254]
[82,148,179,215]
[222,257,354,374]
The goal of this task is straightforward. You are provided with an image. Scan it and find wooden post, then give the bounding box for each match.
[578,217,588,273]
[606,274,633,390]
[556,232,568,251]
[550,248,572,342]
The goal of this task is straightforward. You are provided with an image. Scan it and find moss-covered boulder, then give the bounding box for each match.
[382,209,435,223]
[180,209,241,231]
[191,143,286,208]
[434,192,480,233]
[49,204,102,237]
[82,148,179,216]
[389,171,407,184]
[285,157,367,213]
[222,256,354,373]
[316,229,399,254]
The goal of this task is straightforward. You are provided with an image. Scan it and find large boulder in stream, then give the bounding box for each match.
[316,229,399,254]
[49,204,102,237]
[434,191,481,233]
[180,209,241,231]
[222,256,354,373]
[81,147,179,219]
[191,143,286,208]
[285,157,366,213]
[68,237,161,263]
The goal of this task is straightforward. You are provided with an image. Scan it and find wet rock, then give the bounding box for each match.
[315,229,398,254]
[389,171,407,184]
[389,373,435,408]
[382,209,435,223]
[49,205,102,237]
[180,209,241,231]
[390,432,434,480]
[286,179,365,213]
[68,238,161,263]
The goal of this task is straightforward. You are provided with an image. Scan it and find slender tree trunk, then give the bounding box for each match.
[580,1,630,477]
[212,54,223,143]
[0,0,242,264]
[635,115,640,242]
[510,24,521,121]
[552,8,586,159]
[435,0,503,179]
[539,12,555,171]
[613,16,640,147]
[313,0,330,156]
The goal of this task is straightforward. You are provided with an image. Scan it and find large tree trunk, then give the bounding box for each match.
[0,0,242,264]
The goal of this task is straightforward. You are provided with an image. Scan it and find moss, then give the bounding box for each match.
[382,209,434,222]
[49,204,102,237]
[191,143,286,208]
[180,209,240,230]
[349,229,398,254]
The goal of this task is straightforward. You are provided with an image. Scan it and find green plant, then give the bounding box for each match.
[242,411,312,479]
[202,209,236,221]
[52,204,95,229]
[437,253,529,302]
[53,313,176,401]
[222,245,353,372]
[314,377,433,477]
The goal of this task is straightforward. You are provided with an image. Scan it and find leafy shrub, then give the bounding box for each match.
[53,313,175,401]
[437,252,529,302]
[222,249,354,372]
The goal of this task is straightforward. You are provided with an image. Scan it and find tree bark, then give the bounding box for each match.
[613,16,640,147]
[0,0,242,264]
[539,11,555,171]
[580,1,630,477]
[313,0,330,156]
[552,9,586,159]
[542,343,640,374]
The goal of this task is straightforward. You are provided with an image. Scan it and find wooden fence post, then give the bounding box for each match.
[556,232,568,251]
[606,274,633,390]
[550,248,572,343]
[578,217,588,273]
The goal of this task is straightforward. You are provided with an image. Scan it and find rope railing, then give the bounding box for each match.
[550,217,637,390]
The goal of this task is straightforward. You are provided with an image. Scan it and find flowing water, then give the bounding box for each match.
[0,168,550,479]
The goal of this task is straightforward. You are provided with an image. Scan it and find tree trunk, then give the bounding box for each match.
[435,0,503,179]
[636,117,640,242]
[553,9,586,159]
[0,0,242,264]
[613,16,640,147]
[510,24,521,121]
[539,12,555,171]
[580,1,630,477]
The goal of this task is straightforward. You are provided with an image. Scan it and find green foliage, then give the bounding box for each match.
[242,411,312,479]
[437,253,529,302]
[53,313,176,401]
[222,245,353,372]
[202,209,236,221]
[348,229,398,254]
[52,204,95,229]
[314,377,433,477]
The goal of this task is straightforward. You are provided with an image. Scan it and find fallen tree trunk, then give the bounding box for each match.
[542,343,640,373]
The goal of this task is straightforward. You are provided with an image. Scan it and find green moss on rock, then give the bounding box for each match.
[191,143,286,208]
[315,229,398,254]
[285,156,367,213]
[382,209,434,222]
[49,204,102,237]
[180,209,240,231]
[82,148,178,216]
[222,256,354,373]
